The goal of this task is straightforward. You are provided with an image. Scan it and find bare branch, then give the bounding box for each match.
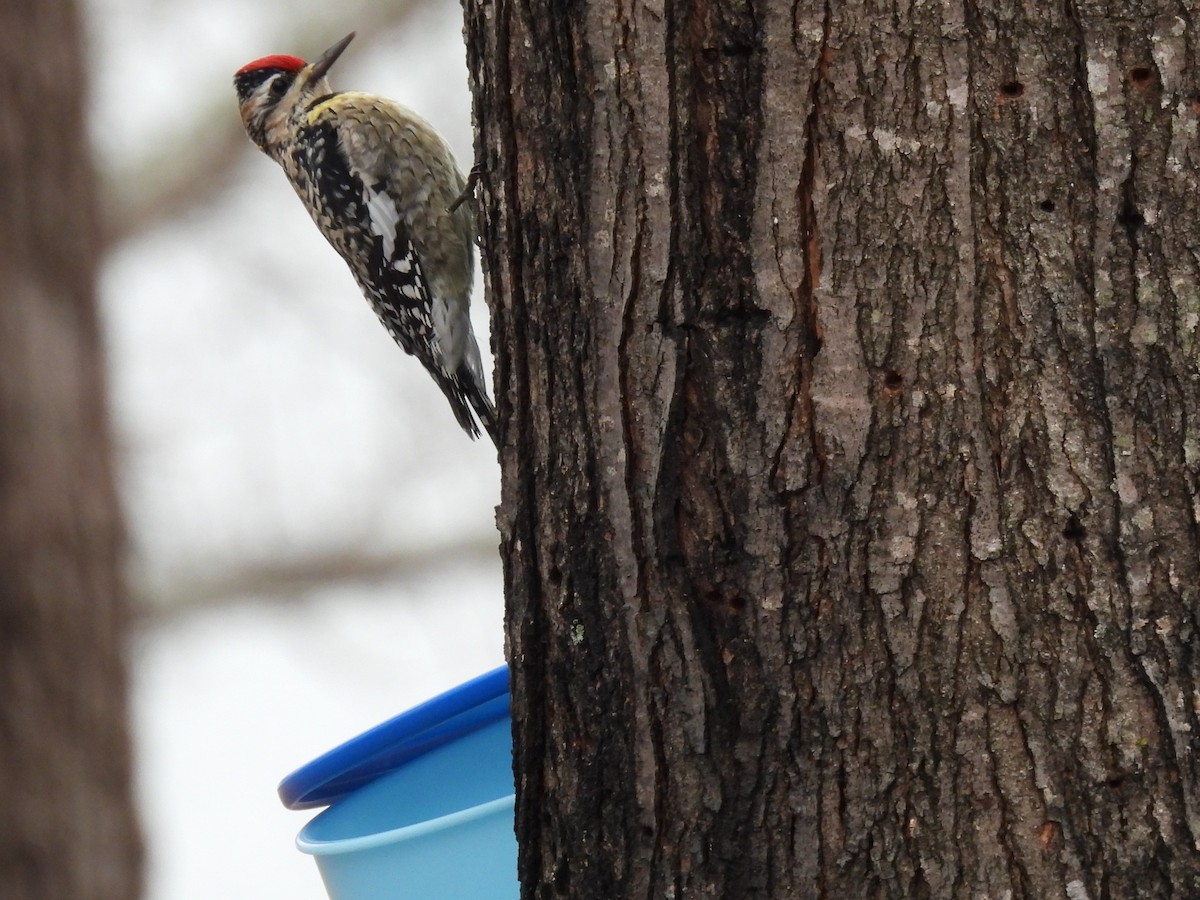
[133,532,499,624]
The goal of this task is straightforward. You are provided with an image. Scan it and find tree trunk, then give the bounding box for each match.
[0,1,143,897]
[464,0,1200,896]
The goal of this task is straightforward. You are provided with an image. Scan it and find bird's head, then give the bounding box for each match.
[233,32,355,158]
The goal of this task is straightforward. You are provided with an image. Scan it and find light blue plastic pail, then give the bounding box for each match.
[279,667,516,900]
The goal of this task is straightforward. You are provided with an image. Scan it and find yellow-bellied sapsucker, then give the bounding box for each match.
[233,32,496,444]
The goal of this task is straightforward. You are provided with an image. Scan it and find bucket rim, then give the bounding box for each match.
[279,665,510,810]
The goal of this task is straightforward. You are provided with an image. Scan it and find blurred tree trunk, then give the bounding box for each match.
[0,1,143,898]
[466,0,1200,897]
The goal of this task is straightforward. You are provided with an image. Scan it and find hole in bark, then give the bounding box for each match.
[882,370,904,394]
[1128,66,1154,86]
[1039,198,1056,213]
[1062,515,1086,541]
[1038,821,1059,849]
[548,566,562,586]
[721,42,755,57]
[705,590,746,613]
[1117,201,1145,231]
[1191,94,1200,115]
[999,80,1025,99]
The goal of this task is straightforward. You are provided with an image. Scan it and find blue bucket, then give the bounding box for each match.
[279,667,517,900]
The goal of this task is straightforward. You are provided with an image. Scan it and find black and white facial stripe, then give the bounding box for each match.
[234,68,298,149]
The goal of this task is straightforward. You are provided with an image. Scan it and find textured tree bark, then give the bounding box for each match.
[0,1,144,897]
[464,0,1200,896]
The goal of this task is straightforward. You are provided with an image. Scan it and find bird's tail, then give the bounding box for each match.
[443,367,498,447]
[469,382,499,448]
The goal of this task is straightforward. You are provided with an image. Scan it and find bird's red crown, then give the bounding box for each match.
[236,54,306,75]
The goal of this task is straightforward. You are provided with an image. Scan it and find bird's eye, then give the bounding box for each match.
[269,76,288,97]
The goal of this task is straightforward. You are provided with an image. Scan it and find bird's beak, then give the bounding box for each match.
[307,32,355,84]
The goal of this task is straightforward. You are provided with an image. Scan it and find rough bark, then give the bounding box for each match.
[0,0,144,897]
[464,0,1200,896]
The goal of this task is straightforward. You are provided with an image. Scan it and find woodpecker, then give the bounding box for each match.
[233,32,497,444]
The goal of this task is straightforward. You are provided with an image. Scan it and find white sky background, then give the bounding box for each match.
[84,1,504,896]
